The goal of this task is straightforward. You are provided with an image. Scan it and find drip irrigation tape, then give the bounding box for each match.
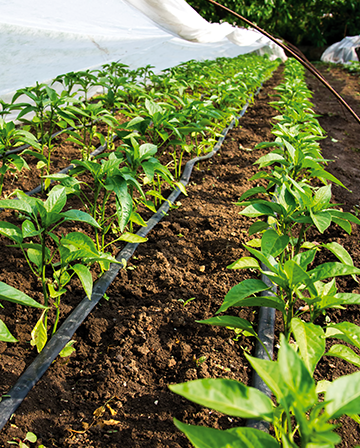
[2,127,74,158]
[246,265,276,431]
[0,92,258,430]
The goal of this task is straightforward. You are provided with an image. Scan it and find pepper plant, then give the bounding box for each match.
[170,335,360,447]
[51,152,148,254]
[170,56,360,447]
[66,102,118,160]
[0,186,118,351]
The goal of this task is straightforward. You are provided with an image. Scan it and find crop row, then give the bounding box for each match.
[170,58,360,447]
[0,55,279,357]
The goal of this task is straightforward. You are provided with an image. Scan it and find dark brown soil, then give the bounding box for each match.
[0,63,360,447]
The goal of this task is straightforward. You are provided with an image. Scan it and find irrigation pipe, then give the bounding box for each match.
[0,91,256,430]
[246,267,276,432]
[2,127,74,158]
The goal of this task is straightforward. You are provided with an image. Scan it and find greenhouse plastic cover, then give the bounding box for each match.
[321,36,360,64]
[0,0,285,102]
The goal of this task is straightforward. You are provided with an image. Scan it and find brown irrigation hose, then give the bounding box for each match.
[205,0,360,126]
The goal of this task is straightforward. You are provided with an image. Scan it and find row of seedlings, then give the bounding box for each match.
[170,58,360,447]
[0,55,280,354]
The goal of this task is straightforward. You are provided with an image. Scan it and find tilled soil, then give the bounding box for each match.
[0,64,360,447]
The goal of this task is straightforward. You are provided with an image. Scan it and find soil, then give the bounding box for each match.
[0,63,360,447]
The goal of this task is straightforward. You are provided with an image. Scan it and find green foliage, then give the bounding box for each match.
[0,54,279,350]
[186,0,360,47]
[0,283,47,343]
[0,186,118,350]
[171,336,360,447]
[171,57,360,447]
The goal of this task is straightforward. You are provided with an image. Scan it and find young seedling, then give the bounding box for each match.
[8,431,44,448]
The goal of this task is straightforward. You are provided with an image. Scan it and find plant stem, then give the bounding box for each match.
[41,233,49,329]
[294,223,306,256]
[52,297,61,335]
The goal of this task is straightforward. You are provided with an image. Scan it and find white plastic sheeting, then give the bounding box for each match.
[321,36,360,64]
[0,0,286,101]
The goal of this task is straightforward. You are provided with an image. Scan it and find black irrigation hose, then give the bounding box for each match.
[2,127,74,158]
[246,267,276,431]
[0,89,268,431]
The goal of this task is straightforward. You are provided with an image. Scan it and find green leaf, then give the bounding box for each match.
[255,152,286,168]
[245,354,283,399]
[174,419,278,448]
[72,264,93,299]
[324,242,357,281]
[227,257,260,270]
[248,221,269,236]
[0,281,46,308]
[239,186,268,201]
[293,249,317,270]
[239,203,276,218]
[129,212,147,227]
[27,247,44,269]
[0,221,23,244]
[170,378,273,420]
[45,186,66,214]
[22,220,40,238]
[139,143,157,160]
[334,293,360,305]
[0,319,18,343]
[310,210,331,233]
[312,185,331,212]
[324,371,360,419]
[226,427,279,448]
[217,279,269,314]
[118,232,148,243]
[226,295,286,313]
[291,318,325,374]
[312,169,346,189]
[325,322,360,351]
[261,229,289,258]
[62,209,101,229]
[61,232,98,256]
[30,312,47,353]
[329,210,360,226]
[59,340,76,358]
[325,345,360,368]
[332,217,352,234]
[22,150,47,164]
[278,334,317,411]
[48,284,66,298]
[0,199,33,215]
[197,316,257,337]
[316,380,331,394]
[246,238,261,248]
[284,260,317,296]
[145,98,162,116]
[174,181,187,196]
[309,262,360,282]
[245,245,278,272]
[114,183,133,232]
